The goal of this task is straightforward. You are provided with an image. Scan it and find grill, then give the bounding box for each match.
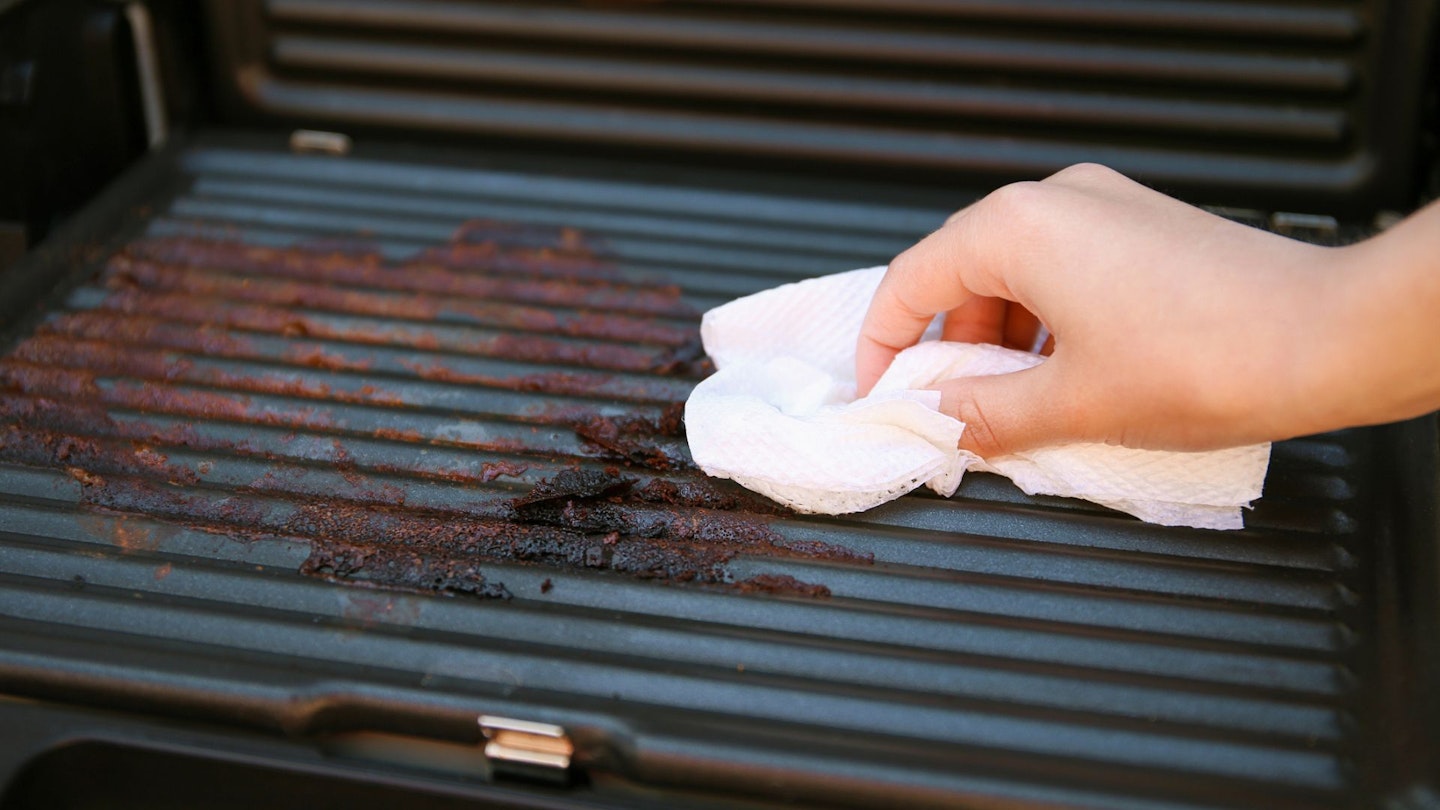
[2,0,1439,806]
[1,133,1436,809]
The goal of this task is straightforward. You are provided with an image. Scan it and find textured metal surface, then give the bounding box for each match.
[0,136,1423,808]
[201,0,1436,214]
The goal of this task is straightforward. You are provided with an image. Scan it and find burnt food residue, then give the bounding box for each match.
[0,221,866,600]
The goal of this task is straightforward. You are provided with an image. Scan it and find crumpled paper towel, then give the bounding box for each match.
[684,266,1270,529]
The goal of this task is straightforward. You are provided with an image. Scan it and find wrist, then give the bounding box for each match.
[1299,229,1440,436]
[1218,242,1353,444]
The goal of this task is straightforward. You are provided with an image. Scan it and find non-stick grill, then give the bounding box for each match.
[0,133,1434,809]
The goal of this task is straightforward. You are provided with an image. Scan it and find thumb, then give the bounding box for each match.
[931,364,1064,458]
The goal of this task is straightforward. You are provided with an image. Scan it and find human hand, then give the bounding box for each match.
[855,163,1351,458]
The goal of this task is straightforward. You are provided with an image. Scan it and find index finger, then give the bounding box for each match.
[855,222,980,395]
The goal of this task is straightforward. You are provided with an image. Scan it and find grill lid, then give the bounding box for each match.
[202,0,1437,215]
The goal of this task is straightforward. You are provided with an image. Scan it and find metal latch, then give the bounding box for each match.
[479,715,574,783]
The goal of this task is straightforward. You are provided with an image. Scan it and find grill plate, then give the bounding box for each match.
[0,132,1436,809]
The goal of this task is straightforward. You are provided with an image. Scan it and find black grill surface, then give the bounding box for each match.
[0,133,1436,809]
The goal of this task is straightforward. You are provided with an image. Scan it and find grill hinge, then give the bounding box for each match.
[479,715,574,784]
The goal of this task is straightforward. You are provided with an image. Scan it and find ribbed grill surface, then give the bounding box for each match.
[199,0,1423,210]
[0,142,1380,809]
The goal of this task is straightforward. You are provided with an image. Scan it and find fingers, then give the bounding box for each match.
[931,363,1064,457]
[941,296,1007,344]
[855,293,937,397]
[1001,306,1043,352]
[858,169,1102,397]
[856,230,978,394]
[938,297,1043,351]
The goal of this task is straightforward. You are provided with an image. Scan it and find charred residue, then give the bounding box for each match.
[568,405,691,471]
[0,223,860,600]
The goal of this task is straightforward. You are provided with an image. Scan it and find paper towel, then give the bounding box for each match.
[684,266,1270,529]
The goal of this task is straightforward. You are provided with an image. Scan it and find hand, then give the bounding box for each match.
[855,163,1360,458]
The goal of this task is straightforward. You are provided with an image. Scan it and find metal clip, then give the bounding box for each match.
[479,715,574,783]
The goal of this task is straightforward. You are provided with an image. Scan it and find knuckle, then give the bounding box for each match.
[953,394,1008,458]
[887,244,919,276]
[884,249,922,294]
[1050,162,1118,184]
[982,180,1045,217]
[879,248,938,323]
[970,182,1049,245]
[1048,386,1093,446]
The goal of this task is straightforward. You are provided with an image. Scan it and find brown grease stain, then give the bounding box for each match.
[0,224,852,600]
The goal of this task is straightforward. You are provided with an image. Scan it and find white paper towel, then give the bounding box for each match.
[684,266,1270,529]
